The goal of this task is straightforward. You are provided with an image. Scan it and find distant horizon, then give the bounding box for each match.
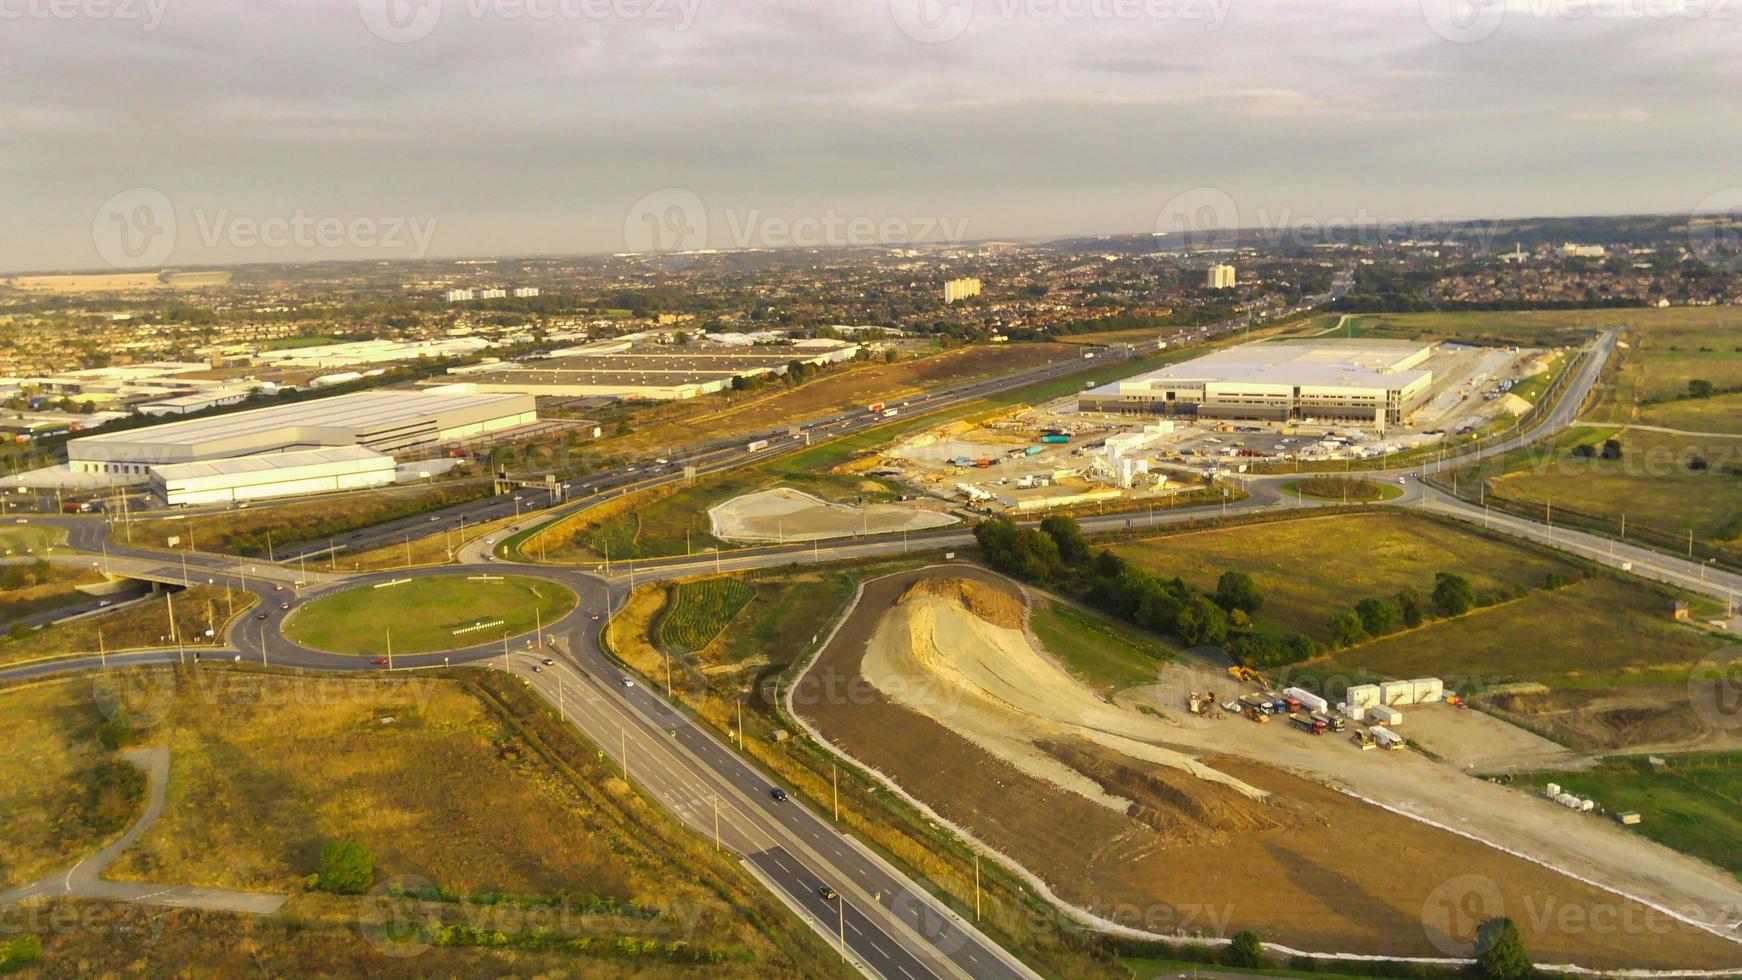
[1,206,1722,280]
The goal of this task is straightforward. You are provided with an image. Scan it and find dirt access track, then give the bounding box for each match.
[791,566,1742,970]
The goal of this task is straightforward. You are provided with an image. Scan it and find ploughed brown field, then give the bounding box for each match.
[793,567,1742,969]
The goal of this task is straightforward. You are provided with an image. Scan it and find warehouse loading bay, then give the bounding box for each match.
[1068,341,1555,468]
[860,341,1554,517]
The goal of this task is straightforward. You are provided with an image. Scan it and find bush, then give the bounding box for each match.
[1354,597,1400,636]
[1223,929,1264,968]
[1600,438,1623,461]
[317,840,375,895]
[0,934,43,973]
[1476,917,1533,979]
[1432,572,1477,617]
[1325,610,1368,648]
[1215,570,1264,613]
[1396,586,1426,629]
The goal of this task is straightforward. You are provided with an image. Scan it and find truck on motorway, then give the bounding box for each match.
[867,402,885,413]
[746,439,770,452]
[883,408,899,418]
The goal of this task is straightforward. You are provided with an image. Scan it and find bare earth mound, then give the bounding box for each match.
[707,487,958,543]
[795,567,1742,970]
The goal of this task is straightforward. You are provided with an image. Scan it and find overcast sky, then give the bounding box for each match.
[4,0,1739,272]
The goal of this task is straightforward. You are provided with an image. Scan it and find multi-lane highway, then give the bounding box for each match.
[15,310,1716,980]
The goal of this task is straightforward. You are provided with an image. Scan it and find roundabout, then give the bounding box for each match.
[281,574,578,657]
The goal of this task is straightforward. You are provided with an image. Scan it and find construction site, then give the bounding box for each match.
[791,566,1742,970]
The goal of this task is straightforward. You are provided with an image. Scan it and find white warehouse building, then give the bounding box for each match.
[149,446,398,507]
[1079,340,1434,428]
[67,387,535,476]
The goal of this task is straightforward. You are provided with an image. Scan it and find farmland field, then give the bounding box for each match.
[1522,753,1742,877]
[0,670,845,977]
[1321,576,1732,687]
[1111,512,1577,640]
[655,577,755,653]
[283,575,574,655]
[1474,425,1742,565]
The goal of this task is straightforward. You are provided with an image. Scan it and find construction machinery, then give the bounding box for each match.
[1228,665,1265,685]
[1186,691,1225,718]
[1350,729,1377,750]
[1244,706,1269,724]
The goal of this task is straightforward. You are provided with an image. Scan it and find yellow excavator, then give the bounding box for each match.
[1227,665,1265,686]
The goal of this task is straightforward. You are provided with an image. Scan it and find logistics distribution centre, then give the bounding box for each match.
[64,387,536,505]
[1079,340,1435,428]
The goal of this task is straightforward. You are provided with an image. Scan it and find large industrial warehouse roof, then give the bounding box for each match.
[72,389,527,452]
[1096,340,1433,394]
[148,445,390,481]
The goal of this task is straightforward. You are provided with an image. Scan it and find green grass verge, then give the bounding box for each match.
[0,525,66,557]
[1029,598,1177,696]
[1521,753,1742,877]
[284,575,576,656]
[1281,477,1403,502]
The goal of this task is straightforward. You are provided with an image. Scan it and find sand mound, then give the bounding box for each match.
[897,577,1025,629]
[862,578,1270,816]
[1498,392,1533,416]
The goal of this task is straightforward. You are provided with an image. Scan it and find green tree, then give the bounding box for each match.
[1396,586,1426,629]
[1325,610,1368,648]
[1175,595,1228,647]
[1432,572,1477,617]
[0,565,24,591]
[1475,917,1533,979]
[1214,570,1264,613]
[1039,515,1090,565]
[1689,378,1715,399]
[30,558,51,586]
[1354,597,1400,636]
[1223,929,1263,968]
[317,840,374,895]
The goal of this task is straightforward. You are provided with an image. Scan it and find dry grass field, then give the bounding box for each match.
[0,669,849,977]
[1112,512,1577,640]
[0,680,144,891]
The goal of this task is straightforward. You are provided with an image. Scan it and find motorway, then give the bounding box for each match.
[28,295,1738,979]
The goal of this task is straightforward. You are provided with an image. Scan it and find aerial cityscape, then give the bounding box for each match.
[3,2,1742,979]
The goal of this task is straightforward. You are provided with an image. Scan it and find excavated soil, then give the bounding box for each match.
[795,566,1742,969]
